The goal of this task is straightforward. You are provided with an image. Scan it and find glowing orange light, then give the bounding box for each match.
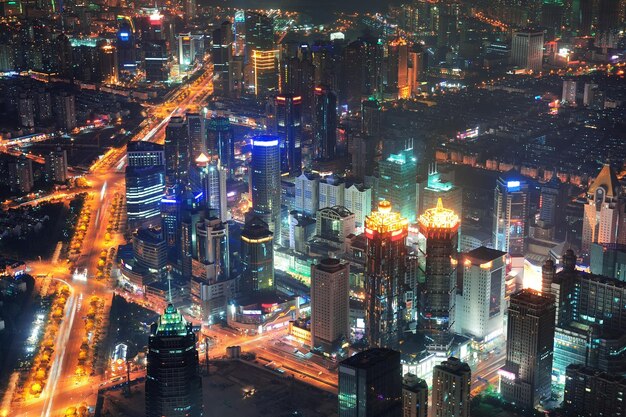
[364,200,409,236]
[418,198,460,230]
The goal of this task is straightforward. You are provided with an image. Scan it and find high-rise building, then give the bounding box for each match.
[240,217,274,294]
[206,117,235,177]
[53,91,76,131]
[418,199,460,342]
[146,304,202,417]
[44,147,68,183]
[143,40,168,82]
[562,80,577,105]
[538,176,563,230]
[402,373,428,417]
[511,30,544,72]
[582,163,625,255]
[338,348,402,417]
[455,247,507,343]
[315,206,356,248]
[250,49,279,97]
[378,149,417,222]
[342,37,384,111]
[186,112,206,160]
[164,116,189,186]
[416,165,462,225]
[127,142,165,167]
[311,258,350,352]
[500,289,556,409]
[563,364,626,417]
[590,243,626,281]
[364,200,409,348]
[274,93,302,175]
[492,171,529,256]
[295,172,320,217]
[212,21,233,96]
[116,19,137,73]
[319,175,345,209]
[549,250,626,381]
[432,357,471,417]
[195,215,229,281]
[344,184,373,232]
[250,135,281,237]
[133,227,167,272]
[8,155,34,194]
[386,36,410,99]
[313,85,337,161]
[126,165,165,230]
[194,154,228,222]
[18,93,34,128]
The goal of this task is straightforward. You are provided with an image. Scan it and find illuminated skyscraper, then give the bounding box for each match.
[251,49,279,97]
[418,199,460,343]
[212,21,233,96]
[164,116,189,186]
[403,374,428,417]
[492,171,529,256]
[338,348,402,417]
[313,85,337,161]
[240,217,274,294]
[416,165,462,225]
[378,148,417,222]
[126,165,165,230]
[207,116,235,177]
[386,36,410,99]
[500,289,555,409]
[194,154,228,222]
[582,163,625,255]
[195,215,229,281]
[233,10,246,57]
[274,93,302,175]
[311,258,350,352]
[364,200,409,348]
[146,304,202,417]
[186,112,206,160]
[250,135,281,237]
[143,40,168,82]
[511,30,544,72]
[116,19,136,72]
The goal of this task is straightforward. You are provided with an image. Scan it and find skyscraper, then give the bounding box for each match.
[164,116,189,186]
[186,112,206,160]
[44,147,68,183]
[240,217,274,294]
[582,163,625,255]
[8,155,34,194]
[250,135,281,237]
[143,40,168,82]
[194,154,228,222]
[212,21,233,96]
[295,171,320,217]
[492,171,529,256]
[274,93,302,175]
[311,258,350,352]
[402,374,428,417]
[418,199,460,342]
[126,165,165,230]
[146,304,202,417]
[416,165,462,226]
[563,364,626,417]
[364,200,409,348]
[338,348,402,417]
[206,116,235,177]
[195,215,229,280]
[432,357,471,417]
[500,289,555,409]
[378,149,417,222]
[313,85,337,161]
[511,30,544,72]
[455,247,507,343]
[386,36,410,99]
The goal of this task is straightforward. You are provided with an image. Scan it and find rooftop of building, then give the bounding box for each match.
[153,304,190,337]
[341,348,399,370]
[436,357,471,374]
[510,288,554,308]
[588,162,622,198]
[464,246,507,264]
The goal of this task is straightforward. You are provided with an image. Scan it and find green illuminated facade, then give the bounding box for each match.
[377,149,417,222]
[146,304,202,417]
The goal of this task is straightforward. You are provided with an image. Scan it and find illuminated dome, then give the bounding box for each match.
[365,200,409,236]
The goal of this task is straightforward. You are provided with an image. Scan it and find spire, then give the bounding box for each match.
[588,162,621,198]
